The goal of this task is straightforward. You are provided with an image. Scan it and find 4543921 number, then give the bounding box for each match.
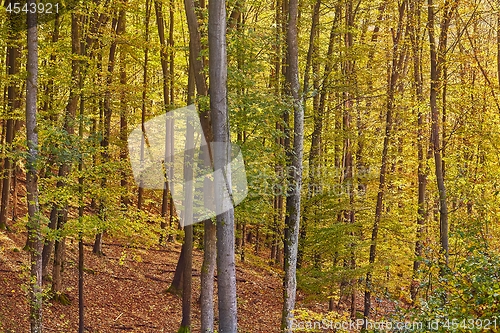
[6,2,59,14]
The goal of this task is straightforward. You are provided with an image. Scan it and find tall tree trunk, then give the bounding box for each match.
[51,11,81,305]
[40,13,62,281]
[281,0,304,329]
[409,0,428,302]
[297,0,321,269]
[343,0,358,317]
[155,0,173,244]
[427,0,457,267]
[178,116,195,332]
[169,0,175,104]
[0,2,21,231]
[78,27,86,330]
[138,0,152,211]
[167,0,176,242]
[363,1,406,328]
[26,3,43,331]
[183,0,216,329]
[209,0,238,331]
[119,12,129,208]
[93,9,127,254]
[178,226,193,333]
[271,0,284,267]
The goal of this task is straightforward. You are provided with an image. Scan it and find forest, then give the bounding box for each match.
[1,0,500,331]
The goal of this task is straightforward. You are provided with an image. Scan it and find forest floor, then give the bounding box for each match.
[0,227,354,333]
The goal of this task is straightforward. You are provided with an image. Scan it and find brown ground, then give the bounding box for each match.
[0,230,286,333]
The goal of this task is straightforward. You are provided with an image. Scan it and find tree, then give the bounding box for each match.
[363,0,406,327]
[183,0,216,329]
[137,0,152,211]
[154,0,173,244]
[209,0,238,330]
[408,0,428,302]
[93,3,127,254]
[178,117,195,332]
[427,0,458,268]
[26,2,43,331]
[0,0,21,231]
[281,0,304,328]
[51,11,81,304]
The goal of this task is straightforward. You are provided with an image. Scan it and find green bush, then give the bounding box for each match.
[409,251,500,332]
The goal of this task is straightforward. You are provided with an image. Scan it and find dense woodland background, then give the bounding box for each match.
[1,0,500,331]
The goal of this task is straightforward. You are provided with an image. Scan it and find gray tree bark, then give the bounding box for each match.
[183,0,216,330]
[281,0,304,329]
[209,0,238,331]
[178,118,195,332]
[26,3,43,331]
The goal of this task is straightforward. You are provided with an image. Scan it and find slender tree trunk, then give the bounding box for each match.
[270,0,284,268]
[428,0,457,267]
[155,0,172,244]
[200,218,216,331]
[78,27,87,329]
[363,1,406,328]
[0,3,21,231]
[178,116,195,332]
[138,0,152,211]
[26,4,43,331]
[209,0,237,331]
[184,0,217,329]
[409,0,427,302]
[169,0,175,104]
[298,0,321,269]
[178,226,193,332]
[93,9,127,254]
[167,0,176,237]
[281,0,304,328]
[51,12,81,304]
[168,244,185,295]
[119,12,129,208]
[343,1,358,317]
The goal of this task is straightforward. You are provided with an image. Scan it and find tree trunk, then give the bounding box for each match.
[138,0,152,211]
[183,0,216,330]
[298,0,321,269]
[26,4,43,331]
[119,6,129,209]
[94,8,127,254]
[51,11,81,304]
[409,0,428,302]
[209,0,237,331]
[155,0,172,244]
[169,0,175,104]
[428,0,457,267]
[362,1,406,328]
[270,0,284,268]
[178,226,193,333]
[178,115,195,332]
[200,219,216,332]
[342,1,357,317]
[0,3,21,231]
[78,28,86,332]
[281,0,304,329]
